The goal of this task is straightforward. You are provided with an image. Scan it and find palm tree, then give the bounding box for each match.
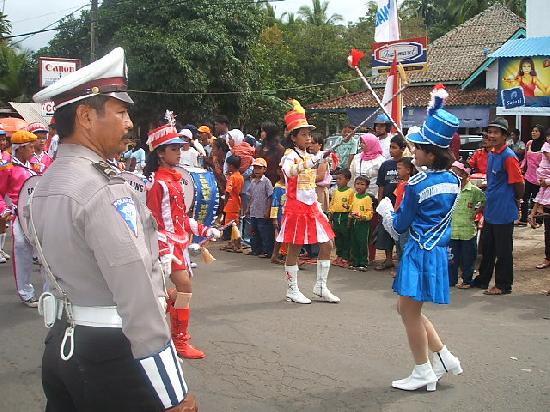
[281,11,299,25]
[0,12,12,43]
[0,45,31,103]
[297,0,343,26]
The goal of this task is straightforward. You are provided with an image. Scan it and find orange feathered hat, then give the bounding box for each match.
[284,99,316,133]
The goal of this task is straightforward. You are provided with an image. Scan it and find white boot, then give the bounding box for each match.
[392,362,438,391]
[285,265,311,304]
[432,345,463,380]
[312,260,340,303]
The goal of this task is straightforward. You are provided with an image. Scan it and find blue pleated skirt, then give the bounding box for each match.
[392,240,450,304]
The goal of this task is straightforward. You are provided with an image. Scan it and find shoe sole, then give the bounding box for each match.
[286,297,311,304]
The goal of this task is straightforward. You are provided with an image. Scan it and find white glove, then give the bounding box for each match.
[376,197,399,241]
[206,227,221,239]
[159,254,181,276]
[376,197,394,217]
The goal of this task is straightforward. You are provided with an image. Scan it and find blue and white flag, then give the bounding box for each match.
[375,0,400,42]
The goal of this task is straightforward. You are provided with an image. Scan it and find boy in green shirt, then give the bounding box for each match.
[328,169,354,267]
[449,161,486,288]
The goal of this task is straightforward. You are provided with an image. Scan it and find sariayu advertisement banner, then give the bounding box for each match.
[498,56,550,108]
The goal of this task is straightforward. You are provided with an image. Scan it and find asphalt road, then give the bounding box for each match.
[1,242,549,412]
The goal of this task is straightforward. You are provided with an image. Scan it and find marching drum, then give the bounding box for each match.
[175,166,219,226]
[120,171,149,204]
[17,175,42,241]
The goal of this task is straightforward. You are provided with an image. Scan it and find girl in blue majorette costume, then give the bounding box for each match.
[377,84,464,392]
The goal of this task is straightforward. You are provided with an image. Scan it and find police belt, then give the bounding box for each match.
[55,297,167,328]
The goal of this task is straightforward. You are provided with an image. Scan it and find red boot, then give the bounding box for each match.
[169,305,205,359]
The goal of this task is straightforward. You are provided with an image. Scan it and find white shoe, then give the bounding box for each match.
[313,260,340,303]
[0,250,10,260]
[392,362,438,391]
[0,255,6,264]
[312,283,340,303]
[432,345,463,380]
[285,265,311,304]
[190,262,198,268]
[286,289,311,304]
[23,297,39,308]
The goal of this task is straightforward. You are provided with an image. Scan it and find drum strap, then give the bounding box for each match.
[28,185,76,361]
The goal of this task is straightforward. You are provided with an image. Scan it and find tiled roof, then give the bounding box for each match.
[491,36,550,58]
[371,4,524,85]
[308,85,496,110]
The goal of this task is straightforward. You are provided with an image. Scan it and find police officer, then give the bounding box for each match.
[30,48,197,411]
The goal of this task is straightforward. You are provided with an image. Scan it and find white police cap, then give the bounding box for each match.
[33,47,133,109]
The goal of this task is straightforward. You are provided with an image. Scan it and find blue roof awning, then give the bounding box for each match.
[490,36,550,58]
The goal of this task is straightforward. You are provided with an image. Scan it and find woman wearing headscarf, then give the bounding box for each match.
[348,133,386,196]
[520,124,545,224]
[348,133,386,262]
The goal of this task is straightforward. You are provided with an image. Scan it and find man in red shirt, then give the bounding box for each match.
[468,134,491,174]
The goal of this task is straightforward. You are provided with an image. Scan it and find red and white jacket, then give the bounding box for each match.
[146,167,208,257]
[0,156,37,216]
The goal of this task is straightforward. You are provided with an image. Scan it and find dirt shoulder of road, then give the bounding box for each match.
[512,225,550,294]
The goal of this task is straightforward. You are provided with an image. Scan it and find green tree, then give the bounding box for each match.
[0,12,11,43]
[37,0,265,128]
[298,0,343,26]
[0,45,32,104]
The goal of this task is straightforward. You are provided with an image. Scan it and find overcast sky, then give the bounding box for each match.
[5,0,367,51]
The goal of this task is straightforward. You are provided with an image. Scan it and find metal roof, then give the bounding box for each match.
[490,36,550,58]
[8,102,49,124]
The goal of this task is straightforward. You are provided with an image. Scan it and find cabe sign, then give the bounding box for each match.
[372,37,427,73]
[38,57,81,88]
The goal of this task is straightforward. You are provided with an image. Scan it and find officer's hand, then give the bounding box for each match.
[206,227,221,239]
[167,393,198,411]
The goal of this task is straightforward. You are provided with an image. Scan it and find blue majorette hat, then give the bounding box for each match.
[406,84,459,149]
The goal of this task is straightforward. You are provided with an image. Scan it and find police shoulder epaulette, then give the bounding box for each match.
[92,161,120,180]
[408,171,427,186]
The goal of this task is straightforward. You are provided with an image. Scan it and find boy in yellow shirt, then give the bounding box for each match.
[329,169,354,267]
[349,176,374,271]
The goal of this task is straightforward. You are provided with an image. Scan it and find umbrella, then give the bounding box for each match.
[0,117,28,132]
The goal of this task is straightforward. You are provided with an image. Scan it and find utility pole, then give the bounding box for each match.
[90,0,98,61]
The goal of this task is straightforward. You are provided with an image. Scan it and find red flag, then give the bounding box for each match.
[382,55,402,133]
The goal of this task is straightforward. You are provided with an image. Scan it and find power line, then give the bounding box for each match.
[11,4,89,24]
[128,77,361,96]
[9,4,89,46]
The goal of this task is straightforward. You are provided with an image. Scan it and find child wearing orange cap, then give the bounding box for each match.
[0,130,44,307]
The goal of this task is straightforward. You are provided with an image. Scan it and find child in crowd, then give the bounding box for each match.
[349,176,374,271]
[270,168,287,264]
[392,157,416,277]
[449,161,486,288]
[375,134,406,271]
[223,155,244,252]
[528,128,550,228]
[246,158,274,257]
[329,169,353,268]
[308,135,332,212]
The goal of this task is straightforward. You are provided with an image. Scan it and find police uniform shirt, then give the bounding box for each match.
[29,144,169,358]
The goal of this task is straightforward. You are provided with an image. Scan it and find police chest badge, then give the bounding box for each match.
[113,197,138,237]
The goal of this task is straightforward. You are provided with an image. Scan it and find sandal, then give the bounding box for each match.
[483,287,511,296]
[456,282,471,289]
[527,215,541,229]
[375,260,394,271]
[536,260,550,269]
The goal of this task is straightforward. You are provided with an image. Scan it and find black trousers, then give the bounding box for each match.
[520,180,540,222]
[474,222,514,291]
[43,321,164,412]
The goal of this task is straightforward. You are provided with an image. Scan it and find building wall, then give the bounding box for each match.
[486,62,499,90]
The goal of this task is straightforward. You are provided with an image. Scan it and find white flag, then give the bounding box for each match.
[375,0,400,42]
